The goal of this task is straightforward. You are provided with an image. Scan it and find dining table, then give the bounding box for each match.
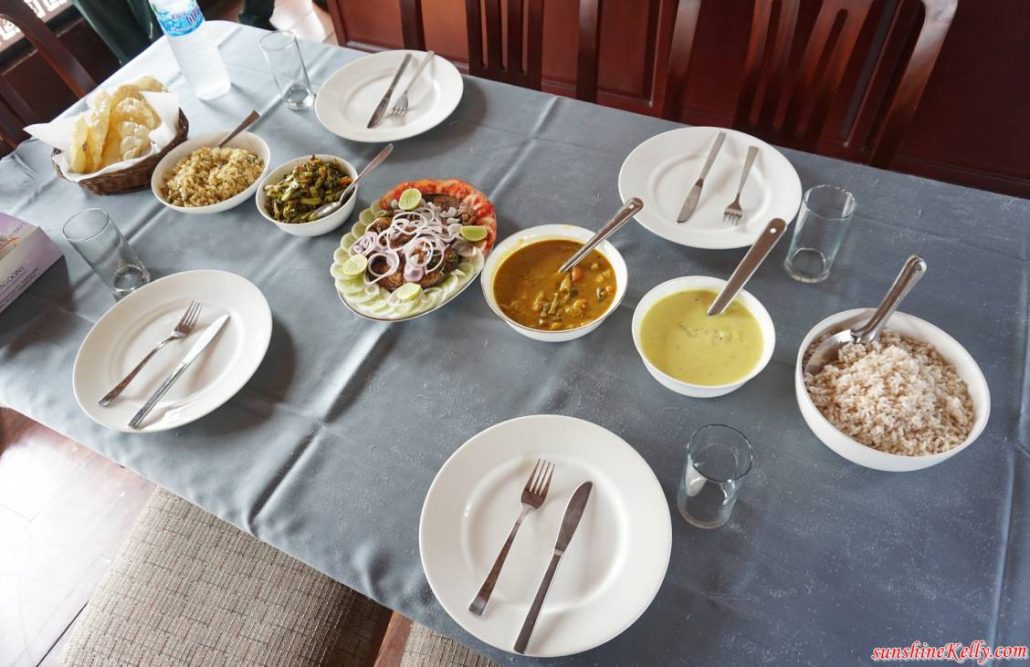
[1,21,1028,665]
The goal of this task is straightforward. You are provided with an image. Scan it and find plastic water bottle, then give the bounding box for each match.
[149,0,231,99]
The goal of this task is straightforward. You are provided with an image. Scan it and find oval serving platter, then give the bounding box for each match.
[331,179,497,322]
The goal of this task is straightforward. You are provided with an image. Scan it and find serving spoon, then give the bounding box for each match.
[216,110,260,147]
[310,143,394,220]
[804,255,926,376]
[558,197,644,274]
[706,217,787,316]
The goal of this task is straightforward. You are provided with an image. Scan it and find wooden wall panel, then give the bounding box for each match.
[405,0,467,63]
[334,0,407,51]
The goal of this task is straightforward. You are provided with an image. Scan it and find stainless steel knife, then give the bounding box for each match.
[366,53,413,129]
[677,131,727,223]
[128,314,230,430]
[513,481,593,654]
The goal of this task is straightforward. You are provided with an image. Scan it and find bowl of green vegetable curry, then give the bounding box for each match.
[256,154,358,237]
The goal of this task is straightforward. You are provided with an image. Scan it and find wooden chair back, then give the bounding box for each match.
[0,0,97,100]
[661,0,956,162]
[399,0,425,51]
[464,0,545,90]
[734,0,874,151]
[658,0,701,119]
[863,0,957,166]
[399,0,604,102]
[575,0,602,101]
[0,95,24,150]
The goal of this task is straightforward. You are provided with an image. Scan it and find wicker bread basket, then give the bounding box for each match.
[51,110,189,196]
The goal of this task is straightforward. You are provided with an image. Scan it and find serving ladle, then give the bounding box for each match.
[706,217,787,316]
[216,110,260,147]
[558,197,644,274]
[804,255,927,376]
[310,143,394,220]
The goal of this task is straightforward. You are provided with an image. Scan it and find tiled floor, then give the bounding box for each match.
[0,409,154,666]
[0,406,417,666]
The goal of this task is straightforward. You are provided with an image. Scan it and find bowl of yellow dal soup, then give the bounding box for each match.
[631,276,775,397]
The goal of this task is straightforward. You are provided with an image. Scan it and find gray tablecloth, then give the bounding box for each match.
[1,22,1027,666]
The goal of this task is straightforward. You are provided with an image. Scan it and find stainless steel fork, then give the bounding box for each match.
[723,145,760,226]
[98,300,202,407]
[468,459,554,616]
[388,51,435,122]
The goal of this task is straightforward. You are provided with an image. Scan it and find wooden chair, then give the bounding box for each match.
[375,613,499,666]
[464,0,545,90]
[661,0,956,163]
[0,95,23,151]
[0,0,97,130]
[657,0,701,120]
[399,0,605,102]
[0,0,96,99]
[734,0,876,152]
[862,0,957,167]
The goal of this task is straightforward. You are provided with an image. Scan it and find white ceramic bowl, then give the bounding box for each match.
[631,276,775,398]
[151,131,270,215]
[795,308,990,472]
[481,224,628,342]
[255,154,358,237]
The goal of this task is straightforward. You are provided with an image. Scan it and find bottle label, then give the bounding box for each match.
[153,5,205,37]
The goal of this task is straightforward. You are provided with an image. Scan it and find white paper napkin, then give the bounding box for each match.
[24,91,181,182]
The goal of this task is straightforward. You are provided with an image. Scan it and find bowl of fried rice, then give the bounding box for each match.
[151,131,269,215]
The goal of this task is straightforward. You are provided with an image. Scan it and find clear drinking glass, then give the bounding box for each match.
[260,30,315,110]
[62,208,150,298]
[784,185,856,283]
[678,425,754,529]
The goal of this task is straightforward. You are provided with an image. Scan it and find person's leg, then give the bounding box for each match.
[239,0,275,30]
[72,0,155,64]
[127,0,163,44]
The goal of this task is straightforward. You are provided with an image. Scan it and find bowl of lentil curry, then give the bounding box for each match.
[151,131,270,215]
[481,224,628,342]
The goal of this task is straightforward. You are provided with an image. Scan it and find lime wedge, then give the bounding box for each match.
[358,208,375,225]
[394,282,422,301]
[340,254,368,278]
[398,188,423,211]
[460,225,488,243]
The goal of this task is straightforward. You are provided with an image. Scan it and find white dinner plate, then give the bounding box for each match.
[315,50,464,143]
[618,126,803,249]
[419,415,672,657]
[72,270,272,433]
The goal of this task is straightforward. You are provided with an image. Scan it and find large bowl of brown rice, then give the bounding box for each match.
[151,130,270,215]
[795,308,990,472]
